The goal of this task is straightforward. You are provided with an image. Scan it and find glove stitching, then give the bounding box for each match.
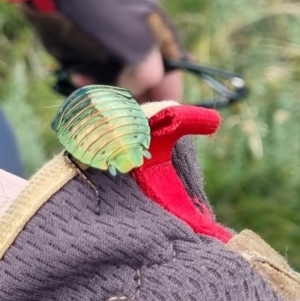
[107,242,177,300]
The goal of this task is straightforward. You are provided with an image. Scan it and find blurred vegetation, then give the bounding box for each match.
[0,0,300,269]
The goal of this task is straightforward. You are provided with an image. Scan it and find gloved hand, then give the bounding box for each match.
[0,101,298,301]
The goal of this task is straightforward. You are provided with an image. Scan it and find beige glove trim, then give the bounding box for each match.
[227,230,300,301]
[0,152,76,259]
[0,100,179,260]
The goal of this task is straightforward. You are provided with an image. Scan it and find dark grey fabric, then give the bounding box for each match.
[172,136,214,216]
[0,156,282,300]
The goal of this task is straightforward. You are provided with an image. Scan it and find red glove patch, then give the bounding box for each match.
[132,105,232,243]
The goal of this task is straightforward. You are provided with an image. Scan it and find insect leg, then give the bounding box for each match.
[63,151,101,214]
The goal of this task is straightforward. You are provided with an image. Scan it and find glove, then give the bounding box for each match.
[0,101,298,301]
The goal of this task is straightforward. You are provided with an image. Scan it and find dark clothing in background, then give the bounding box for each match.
[20,0,187,85]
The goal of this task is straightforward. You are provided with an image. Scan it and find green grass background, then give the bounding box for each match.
[1,0,300,269]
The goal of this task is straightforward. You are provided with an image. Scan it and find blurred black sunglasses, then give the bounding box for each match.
[53,59,247,109]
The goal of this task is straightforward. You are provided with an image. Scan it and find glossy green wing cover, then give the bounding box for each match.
[51,85,151,175]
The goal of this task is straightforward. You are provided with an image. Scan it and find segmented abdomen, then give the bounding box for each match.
[51,85,151,175]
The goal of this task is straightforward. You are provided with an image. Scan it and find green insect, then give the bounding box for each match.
[51,85,151,212]
[51,85,151,175]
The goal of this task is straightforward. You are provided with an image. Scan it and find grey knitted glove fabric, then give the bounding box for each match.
[0,137,282,301]
[172,136,214,216]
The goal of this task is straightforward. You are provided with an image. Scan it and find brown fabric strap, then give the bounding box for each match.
[227,229,300,301]
[147,12,183,60]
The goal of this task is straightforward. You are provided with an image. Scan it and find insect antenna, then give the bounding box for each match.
[44,105,62,109]
[63,151,101,214]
